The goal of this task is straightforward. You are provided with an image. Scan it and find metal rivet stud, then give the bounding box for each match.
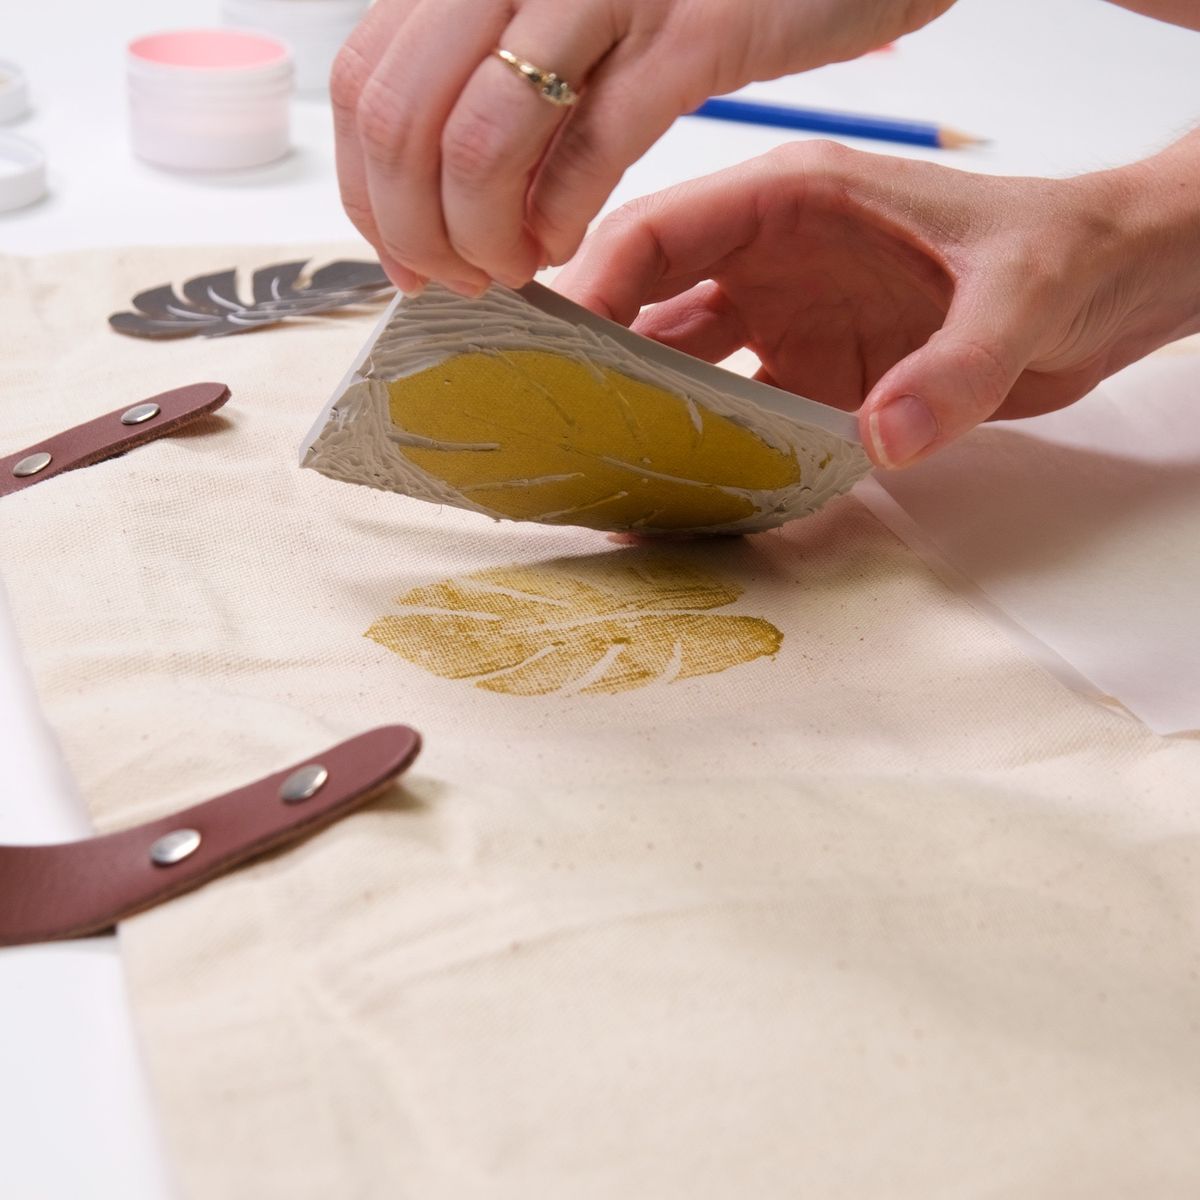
[120,402,161,426]
[12,451,51,478]
[280,764,329,804]
[150,828,202,867]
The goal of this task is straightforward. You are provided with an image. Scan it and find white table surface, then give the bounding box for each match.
[1,2,1196,1195]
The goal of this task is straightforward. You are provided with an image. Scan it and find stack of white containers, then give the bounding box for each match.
[221,0,371,94]
[0,61,45,212]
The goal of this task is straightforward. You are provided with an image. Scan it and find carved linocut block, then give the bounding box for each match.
[300,282,871,535]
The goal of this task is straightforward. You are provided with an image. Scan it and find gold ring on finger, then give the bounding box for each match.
[495,48,580,107]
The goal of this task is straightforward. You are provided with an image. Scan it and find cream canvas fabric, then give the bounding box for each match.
[2,246,1200,1199]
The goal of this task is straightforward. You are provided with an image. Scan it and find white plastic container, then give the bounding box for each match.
[127,29,294,171]
[0,60,31,124]
[221,0,369,95]
[0,134,46,212]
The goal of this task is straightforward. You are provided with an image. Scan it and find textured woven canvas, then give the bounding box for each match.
[3,247,1200,1200]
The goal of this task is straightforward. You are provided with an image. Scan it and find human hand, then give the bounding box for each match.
[555,137,1200,468]
[330,0,955,296]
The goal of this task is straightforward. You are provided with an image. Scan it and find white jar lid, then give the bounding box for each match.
[0,61,30,123]
[0,134,46,212]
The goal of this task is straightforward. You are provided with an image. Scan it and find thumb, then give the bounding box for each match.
[859,285,1041,469]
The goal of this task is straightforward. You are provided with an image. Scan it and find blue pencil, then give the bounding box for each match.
[689,97,984,150]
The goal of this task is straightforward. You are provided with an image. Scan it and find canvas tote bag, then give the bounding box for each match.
[3,245,1200,1199]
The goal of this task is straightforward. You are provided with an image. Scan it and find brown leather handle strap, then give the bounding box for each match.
[0,725,421,946]
[0,381,231,498]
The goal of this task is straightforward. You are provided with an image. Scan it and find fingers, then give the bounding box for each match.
[555,138,1049,470]
[807,145,1050,464]
[630,281,749,362]
[331,0,424,291]
[553,138,878,319]
[526,48,698,269]
[333,0,633,292]
[440,4,621,284]
[555,162,770,321]
[860,278,1043,469]
[357,0,510,295]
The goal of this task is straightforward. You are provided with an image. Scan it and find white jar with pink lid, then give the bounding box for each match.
[127,29,294,171]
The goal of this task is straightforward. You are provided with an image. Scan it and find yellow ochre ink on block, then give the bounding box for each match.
[300,283,872,534]
[387,350,802,531]
[366,557,782,697]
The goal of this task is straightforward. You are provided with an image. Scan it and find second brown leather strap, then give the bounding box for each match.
[0,725,422,946]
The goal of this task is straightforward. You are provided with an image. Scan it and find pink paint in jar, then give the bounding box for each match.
[127,29,294,171]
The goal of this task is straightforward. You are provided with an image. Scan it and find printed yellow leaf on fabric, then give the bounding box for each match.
[386,350,803,531]
[366,557,782,696]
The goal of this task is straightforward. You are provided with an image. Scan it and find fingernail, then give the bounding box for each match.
[381,256,420,292]
[400,281,426,299]
[385,269,418,292]
[443,278,489,299]
[868,395,939,468]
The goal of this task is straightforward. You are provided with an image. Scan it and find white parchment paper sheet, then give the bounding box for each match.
[860,348,1200,735]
